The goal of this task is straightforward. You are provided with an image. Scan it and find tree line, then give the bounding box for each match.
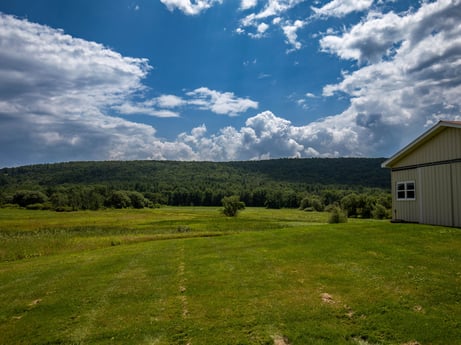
[0,158,392,218]
[0,185,391,218]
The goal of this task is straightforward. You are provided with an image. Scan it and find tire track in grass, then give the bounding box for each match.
[176,243,191,345]
[69,251,142,344]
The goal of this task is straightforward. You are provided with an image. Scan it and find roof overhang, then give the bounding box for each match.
[381,121,461,169]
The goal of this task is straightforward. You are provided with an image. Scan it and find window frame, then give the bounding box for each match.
[396,181,416,201]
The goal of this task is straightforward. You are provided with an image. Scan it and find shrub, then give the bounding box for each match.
[299,195,324,212]
[372,204,390,219]
[25,203,46,210]
[222,195,245,217]
[328,206,348,224]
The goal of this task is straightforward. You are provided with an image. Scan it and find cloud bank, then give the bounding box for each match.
[2,0,461,166]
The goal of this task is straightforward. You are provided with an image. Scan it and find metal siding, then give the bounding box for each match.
[393,128,461,168]
[452,162,461,227]
[392,169,419,222]
[420,165,453,226]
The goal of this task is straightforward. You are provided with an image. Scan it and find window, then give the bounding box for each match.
[396,181,415,200]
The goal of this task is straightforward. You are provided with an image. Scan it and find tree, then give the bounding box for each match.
[107,191,132,209]
[221,195,245,217]
[12,190,47,207]
[299,194,324,211]
[127,191,149,209]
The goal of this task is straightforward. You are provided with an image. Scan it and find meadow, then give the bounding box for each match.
[0,207,460,344]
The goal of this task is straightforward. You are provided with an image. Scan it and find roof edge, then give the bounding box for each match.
[381,120,461,168]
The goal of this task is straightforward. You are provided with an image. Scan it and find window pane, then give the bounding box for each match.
[407,182,415,190]
[397,191,406,199]
[407,191,415,199]
[397,183,405,191]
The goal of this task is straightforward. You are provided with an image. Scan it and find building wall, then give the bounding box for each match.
[392,168,419,222]
[452,162,461,227]
[392,161,461,227]
[419,164,453,226]
[393,128,461,168]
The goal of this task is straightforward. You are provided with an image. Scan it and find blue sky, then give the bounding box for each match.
[1,0,461,167]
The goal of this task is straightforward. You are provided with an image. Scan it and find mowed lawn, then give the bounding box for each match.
[0,208,460,344]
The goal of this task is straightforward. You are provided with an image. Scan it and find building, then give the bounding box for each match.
[382,121,461,227]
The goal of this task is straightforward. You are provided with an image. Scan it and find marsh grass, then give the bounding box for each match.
[0,208,460,344]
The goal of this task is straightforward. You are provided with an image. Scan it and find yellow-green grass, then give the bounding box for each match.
[0,208,328,261]
[0,208,460,344]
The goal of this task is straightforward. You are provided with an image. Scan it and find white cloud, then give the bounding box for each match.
[186,87,259,116]
[155,94,186,108]
[320,11,404,63]
[113,101,180,118]
[0,13,176,166]
[3,0,461,165]
[159,0,223,15]
[240,0,258,11]
[258,22,269,34]
[238,0,306,45]
[312,0,374,18]
[317,0,461,153]
[282,19,305,50]
[174,110,361,160]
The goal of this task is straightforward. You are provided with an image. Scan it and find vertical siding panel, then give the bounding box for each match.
[420,165,452,226]
[452,162,461,227]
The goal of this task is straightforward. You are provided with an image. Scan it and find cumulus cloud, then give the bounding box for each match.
[282,19,305,50]
[312,0,374,18]
[238,0,307,48]
[186,87,259,116]
[0,13,176,166]
[240,0,258,11]
[3,0,461,166]
[144,0,461,161]
[159,0,223,15]
[317,0,461,153]
[174,110,364,161]
[0,14,262,166]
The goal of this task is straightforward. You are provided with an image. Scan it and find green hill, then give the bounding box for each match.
[0,158,390,209]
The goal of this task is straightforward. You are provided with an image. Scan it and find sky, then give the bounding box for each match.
[1,0,461,167]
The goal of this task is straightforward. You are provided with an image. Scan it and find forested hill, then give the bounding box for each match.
[1,158,389,190]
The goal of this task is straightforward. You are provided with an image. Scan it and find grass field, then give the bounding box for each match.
[0,207,460,344]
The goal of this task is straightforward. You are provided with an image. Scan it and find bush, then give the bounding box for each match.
[25,203,46,210]
[372,204,390,219]
[328,206,348,224]
[222,196,245,217]
[299,195,324,212]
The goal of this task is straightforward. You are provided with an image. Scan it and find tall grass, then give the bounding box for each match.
[0,208,328,261]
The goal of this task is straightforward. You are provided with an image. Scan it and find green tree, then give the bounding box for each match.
[299,194,324,211]
[12,190,47,207]
[107,191,132,209]
[50,192,69,210]
[127,191,149,209]
[221,195,245,217]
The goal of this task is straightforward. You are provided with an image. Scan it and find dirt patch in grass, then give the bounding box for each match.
[321,292,335,304]
[272,334,290,345]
